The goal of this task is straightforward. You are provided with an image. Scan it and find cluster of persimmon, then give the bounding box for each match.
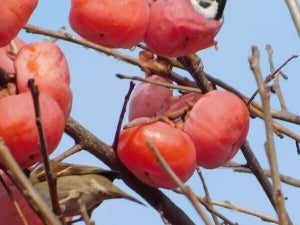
[69,0,249,189]
[117,76,250,189]
[69,0,222,57]
[0,1,72,169]
[0,40,72,169]
[0,1,73,224]
[0,0,249,223]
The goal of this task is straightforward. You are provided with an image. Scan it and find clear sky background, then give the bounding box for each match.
[19,1,300,224]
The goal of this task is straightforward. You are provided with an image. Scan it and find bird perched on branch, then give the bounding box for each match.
[30,161,143,223]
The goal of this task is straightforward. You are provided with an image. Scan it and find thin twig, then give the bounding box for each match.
[296,141,300,154]
[27,79,63,218]
[250,106,300,141]
[231,166,300,188]
[54,144,84,162]
[123,106,190,129]
[112,81,135,150]
[145,139,213,225]
[23,24,172,76]
[211,200,278,224]
[249,46,290,225]
[247,54,297,106]
[196,167,220,225]
[174,188,278,224]
[116,73,202,93]
[240,141,276,209]
[266,45,288,112]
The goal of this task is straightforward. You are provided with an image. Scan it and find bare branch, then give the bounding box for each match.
[242,169,300,188]
[112,81,135,150]
[211,200,278,224]
[285,0,300,37]
[54,144,84,162]
[240,141,276,209]
[266,45,288,112]
[177,55,213,93]
[196,167,220,225]
[65,117,196,225]
[249,46,290,225]
[116,73,201,93]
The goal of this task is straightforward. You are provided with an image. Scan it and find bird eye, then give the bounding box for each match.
[190,0,226,20]
[199,1,212,9]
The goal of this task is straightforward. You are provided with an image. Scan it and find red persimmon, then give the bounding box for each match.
[0,171,73,224]
[184,90,250,169]
[0,92,65,169]
[117,119,196,189]
[14,41,72,119]
[143,0,222,57]
[0,0,38,46]
[0,171,44,225]
[128,75,172,121]
[69,0,150,48]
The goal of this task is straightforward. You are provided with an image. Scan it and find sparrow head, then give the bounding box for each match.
[190,0,227,21]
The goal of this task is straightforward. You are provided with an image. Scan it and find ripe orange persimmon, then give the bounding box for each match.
[118,119,196,189]
[0,0,38,46]
[69,0,150,48]
[184,90,250,169]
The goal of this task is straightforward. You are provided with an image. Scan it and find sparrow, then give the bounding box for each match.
[30,161,143,222]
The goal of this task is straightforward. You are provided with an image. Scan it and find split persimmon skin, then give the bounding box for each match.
[143,0,222,57]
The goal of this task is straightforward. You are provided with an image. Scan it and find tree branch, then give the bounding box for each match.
[249,46,290,225]
[285,0,300,37]
[65,117,196,225]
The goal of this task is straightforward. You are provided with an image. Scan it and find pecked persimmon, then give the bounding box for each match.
[184,90,250,169]
[143,0,223,57]
[69,0,150,48]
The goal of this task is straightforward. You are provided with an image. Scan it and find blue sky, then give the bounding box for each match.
[19,1,300,224]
